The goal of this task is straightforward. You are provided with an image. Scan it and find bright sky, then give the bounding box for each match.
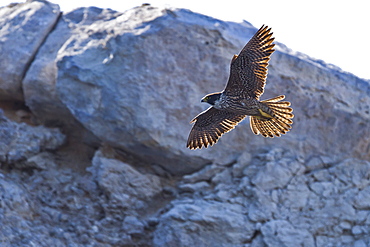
[2,0,370,80]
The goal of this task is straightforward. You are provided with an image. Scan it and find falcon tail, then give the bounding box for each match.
[250,95,294,137]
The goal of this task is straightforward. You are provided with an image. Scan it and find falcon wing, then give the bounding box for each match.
[224,25,275,99]
[187,107,246,150]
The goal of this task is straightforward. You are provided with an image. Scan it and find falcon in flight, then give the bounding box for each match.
[187,25,294,150]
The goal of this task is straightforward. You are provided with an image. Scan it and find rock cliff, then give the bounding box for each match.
[1,1,370,246]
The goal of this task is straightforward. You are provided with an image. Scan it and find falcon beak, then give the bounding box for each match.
[201,96,208,103]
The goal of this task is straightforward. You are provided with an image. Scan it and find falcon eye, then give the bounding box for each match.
[201,96,212,103]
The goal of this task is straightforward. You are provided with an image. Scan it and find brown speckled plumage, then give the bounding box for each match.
[187,25,294,150]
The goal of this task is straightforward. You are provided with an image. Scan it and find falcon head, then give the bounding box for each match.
[201,93,221,106]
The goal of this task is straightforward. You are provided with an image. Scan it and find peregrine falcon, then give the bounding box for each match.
[187,25,294,150]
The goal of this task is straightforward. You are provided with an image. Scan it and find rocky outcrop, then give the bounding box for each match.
[0,109,65,166]
[0,0,60,101]
[54,4,370,174]
[1,1,370,246]
[23,6,122,124]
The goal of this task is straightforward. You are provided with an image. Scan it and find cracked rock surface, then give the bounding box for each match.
[0,1,370,246]
[0,0,60,101]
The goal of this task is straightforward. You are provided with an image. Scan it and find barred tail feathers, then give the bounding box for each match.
[250,95,294,137]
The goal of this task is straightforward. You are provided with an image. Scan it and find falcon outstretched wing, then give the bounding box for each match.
[187,107,246,150]
[224,25,275,99]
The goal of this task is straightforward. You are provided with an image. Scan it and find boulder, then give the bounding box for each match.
[54,5,370,175]
[0,0,60,101]
[261,220,315,247]
[153,200,255,247]
[88,149,162,214]
[23,6,122,124]
[0,109,65,165]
